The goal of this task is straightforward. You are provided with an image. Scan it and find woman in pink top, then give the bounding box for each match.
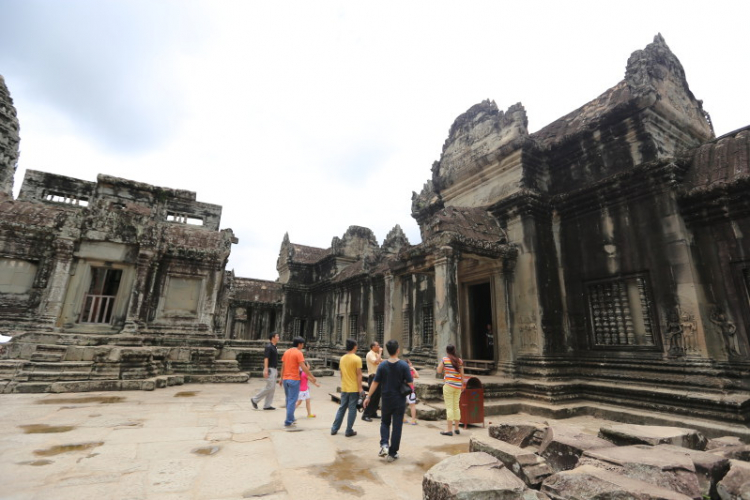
[403,358,420,425]
[296,362,321,418]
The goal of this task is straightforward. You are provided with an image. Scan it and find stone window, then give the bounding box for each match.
[336,315,344,344]
[166,211,203,226]
[402,309,411,349]
[587,274,656,348]
[0,258,38,294]
[375,313,385,345]
[318,317,327,342]
[349,314,358,339]
[163,277,202,316]
[422,306,434,347]
[44,191,89,207]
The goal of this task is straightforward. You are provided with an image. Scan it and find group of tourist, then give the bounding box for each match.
[250,331,467,463]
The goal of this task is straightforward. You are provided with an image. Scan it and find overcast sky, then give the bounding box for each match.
[1,0,748,280]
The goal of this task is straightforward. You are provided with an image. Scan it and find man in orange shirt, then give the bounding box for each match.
[279,336,317,427]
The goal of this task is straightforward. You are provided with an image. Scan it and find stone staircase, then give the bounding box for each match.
[0,332,331,394]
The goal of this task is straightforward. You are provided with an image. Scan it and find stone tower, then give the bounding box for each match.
[0,75,20,199]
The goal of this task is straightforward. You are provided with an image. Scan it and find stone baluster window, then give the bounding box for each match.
[587,274,656,348]
[422,306,434,347]
[375,313,385,345]
[402,309,411,349]
[44,191,89,207]
[336,315,344,345]
[318,317,326,342]
[348,314,358,339]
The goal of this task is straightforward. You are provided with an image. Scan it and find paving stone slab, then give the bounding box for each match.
[538,424,613,473]
[541,464,693,500]
[717,459,750,500]
[599,423,708,450]
[470,433,552,487]
[654,444,731,499]
[579,444,701,499]
[423,451,544,500]
[489,422,546,447]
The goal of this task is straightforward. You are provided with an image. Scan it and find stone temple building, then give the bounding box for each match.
[1,36,749,429]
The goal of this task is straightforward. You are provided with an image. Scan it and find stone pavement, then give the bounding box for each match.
[0,375,473,500]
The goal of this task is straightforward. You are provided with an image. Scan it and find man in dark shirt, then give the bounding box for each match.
[251,332,279,410]
[363,339,412,462]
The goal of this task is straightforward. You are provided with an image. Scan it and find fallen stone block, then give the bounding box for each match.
[489,422,546,447]
[716,459,750,500]
[423,451,548,500]
[707,436,744,451]
[579,444,701,499]
[708,445,750,463]
[470,433,552,488]
[541,464,693,500]
[538,425,613,473]
[599,423,707,450]
[654,444,730,499]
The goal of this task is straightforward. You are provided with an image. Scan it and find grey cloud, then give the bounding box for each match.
[0,0,206,152]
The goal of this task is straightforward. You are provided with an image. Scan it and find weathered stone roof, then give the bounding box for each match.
[331,259,366,283]
[533,34,712,150]
[684,125,750,189]
[290,243,330,264]
[0,198,80,230]
[423,206,507,245]
[233,278,283,303]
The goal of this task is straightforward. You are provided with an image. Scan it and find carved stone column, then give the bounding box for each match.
[434,246,459,358]
[383,272,400,343]
[121,250,156,334]
[40,239,75,330]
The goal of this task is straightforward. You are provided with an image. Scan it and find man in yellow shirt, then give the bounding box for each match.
[330,338,362,437]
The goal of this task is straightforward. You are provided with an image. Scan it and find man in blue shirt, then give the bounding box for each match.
[363,339,412,462]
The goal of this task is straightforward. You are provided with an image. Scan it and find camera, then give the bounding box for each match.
[356,392,366,412]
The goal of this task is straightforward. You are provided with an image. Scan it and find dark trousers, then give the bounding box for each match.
[362,374,381,418]
[380,398,406,457]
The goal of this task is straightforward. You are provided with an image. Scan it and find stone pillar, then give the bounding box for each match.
[493,263,514,372]
[367,281,375,344]
[383,272,401,343]
[434,246,459,358]
[40,239,75,330]
[121,251,156,334]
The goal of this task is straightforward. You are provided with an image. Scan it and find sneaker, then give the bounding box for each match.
[440,431,453,436]
[455,428,460,434]
[362,416,373,422]
[251,399,258,410]
[378,445,389,457]
[345,430,357,437]
[284,422,296,428]
[263,406,276,410]
[386,453,399,462]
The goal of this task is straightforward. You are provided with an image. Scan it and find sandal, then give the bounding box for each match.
[410,420,418,425]
[307,414,316,418]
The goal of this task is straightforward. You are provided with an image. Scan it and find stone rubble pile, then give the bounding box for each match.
[423,422,750,500]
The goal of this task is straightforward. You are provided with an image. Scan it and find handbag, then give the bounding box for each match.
[400,381,413,397]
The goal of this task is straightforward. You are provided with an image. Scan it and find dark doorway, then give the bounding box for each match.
[468,282,494,360]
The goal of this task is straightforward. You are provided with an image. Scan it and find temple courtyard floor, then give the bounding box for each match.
[1,374,472,499]
[1,373,743,499]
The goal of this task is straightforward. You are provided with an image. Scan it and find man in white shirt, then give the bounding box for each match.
[361,340,382,422]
